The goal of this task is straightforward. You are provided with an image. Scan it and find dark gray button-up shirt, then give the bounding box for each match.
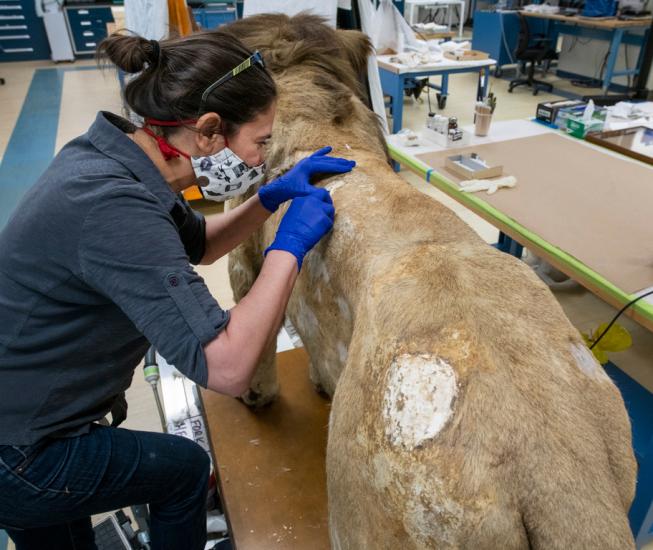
[0,112,230,445]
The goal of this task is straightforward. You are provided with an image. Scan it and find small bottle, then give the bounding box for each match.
[435,116,446,134]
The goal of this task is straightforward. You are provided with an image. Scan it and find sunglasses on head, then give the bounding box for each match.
[198,50,266,114]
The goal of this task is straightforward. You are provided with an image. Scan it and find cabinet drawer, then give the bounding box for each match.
[66,6,113,26]
[0,32,29,40]
[0,2,23,17]
[70,27,107,53]
[0,23,28,33]
[0,47,35,60]
[0,36,34,52]
[0,13,26,22]
[70,25,98,40]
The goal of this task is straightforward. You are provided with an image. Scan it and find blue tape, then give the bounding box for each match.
[426,168,433,183]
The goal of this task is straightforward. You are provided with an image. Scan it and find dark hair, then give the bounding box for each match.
[97,30,277,136]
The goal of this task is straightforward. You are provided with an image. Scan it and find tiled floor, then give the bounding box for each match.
[0,51,651,549]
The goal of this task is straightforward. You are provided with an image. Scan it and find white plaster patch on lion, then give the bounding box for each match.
[570,343,610,382]
[326,179,347,194]
[383,354,457,450]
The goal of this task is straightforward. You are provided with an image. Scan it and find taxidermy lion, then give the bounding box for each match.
[221,13,636,550]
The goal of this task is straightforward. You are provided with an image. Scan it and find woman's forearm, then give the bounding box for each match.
[201,193,271,264]
[203,250,298,396]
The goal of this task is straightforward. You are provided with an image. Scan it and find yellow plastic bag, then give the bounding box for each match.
[582,322,632,364]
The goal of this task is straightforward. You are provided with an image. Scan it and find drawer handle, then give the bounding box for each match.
[85,42,97,47]
[80,21,91,26]
[83,31,93,36]
[78,9,90,15]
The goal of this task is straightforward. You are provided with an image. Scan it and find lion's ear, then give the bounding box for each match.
[337,30,373,78]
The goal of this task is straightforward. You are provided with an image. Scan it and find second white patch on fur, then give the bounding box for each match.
[383,354,457,450]
[570,343,610,382]
[337,341,348,365]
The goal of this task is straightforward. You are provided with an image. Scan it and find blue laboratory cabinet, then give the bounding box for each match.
[0,0,51,62]
[64,5,114,56]
[193,2,237,30]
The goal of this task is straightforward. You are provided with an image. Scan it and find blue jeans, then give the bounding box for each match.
[0,424,209,550]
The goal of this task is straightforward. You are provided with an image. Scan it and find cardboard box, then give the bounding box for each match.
[445,154,503,179]
[554,104,588,129]
[565,108,606,138]
[535,99,586,125]
[443,49,490,61]
[566,117,604,138]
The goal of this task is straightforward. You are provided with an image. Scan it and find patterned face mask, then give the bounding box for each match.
[191,147,265,202]
[143,118,266,203]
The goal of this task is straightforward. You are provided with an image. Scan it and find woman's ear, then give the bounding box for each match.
[195,112,225,154]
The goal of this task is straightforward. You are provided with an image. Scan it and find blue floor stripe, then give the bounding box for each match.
[604,362,653,540]
[0,65,103,230]
[0,68,64,229]
[61,65,105,73]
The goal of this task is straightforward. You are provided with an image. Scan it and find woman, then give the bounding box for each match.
[0,30,354,549]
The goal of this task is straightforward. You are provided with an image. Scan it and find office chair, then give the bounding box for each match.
[508,14,558,95]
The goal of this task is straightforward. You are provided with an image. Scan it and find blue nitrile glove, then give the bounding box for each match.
[265,191,335,270]
[258,146,355,212]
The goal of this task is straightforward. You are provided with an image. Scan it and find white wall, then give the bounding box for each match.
[557,31,647,88]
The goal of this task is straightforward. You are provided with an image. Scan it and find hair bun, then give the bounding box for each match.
[148,39,161,69]
[97,32,159,74]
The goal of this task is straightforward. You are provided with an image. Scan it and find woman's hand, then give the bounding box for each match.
[265,190,335,271]
[257,146,355,212]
